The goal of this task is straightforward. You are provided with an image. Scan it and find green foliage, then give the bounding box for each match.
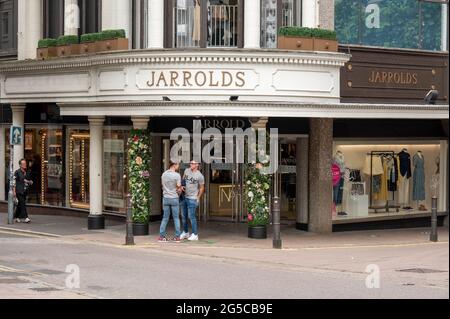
[80,33,102,43]
[100,29,126,40]
[38,38,57,48]
[244,164,271,227]
[127,129,152,224]
[56,35,79,46]
[278,27,337,40]
[335,0,442,51]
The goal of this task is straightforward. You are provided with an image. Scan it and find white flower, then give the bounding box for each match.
[248,191,254,198]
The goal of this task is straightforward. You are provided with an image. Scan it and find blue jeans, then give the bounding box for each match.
[180,198,199,235]
[160,197,181,238]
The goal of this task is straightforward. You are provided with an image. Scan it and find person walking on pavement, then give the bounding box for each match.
[180,160,205,241]
[159,161,182,243]
[13,158,33,223]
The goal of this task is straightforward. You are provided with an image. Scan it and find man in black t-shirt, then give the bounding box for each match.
[13,158,33,223]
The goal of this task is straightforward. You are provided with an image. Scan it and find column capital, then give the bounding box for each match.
[10,104,27,112]
[88,116,105,125]
[249,117,268,129]
[132,116,150,130]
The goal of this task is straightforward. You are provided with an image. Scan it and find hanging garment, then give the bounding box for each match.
[398,174,411,207]
[373,158,387,201]
[371,175,382,194]
[363,155,384,176]
[412,153,426,201]
[386,156,399,191]
[398,150,412,178]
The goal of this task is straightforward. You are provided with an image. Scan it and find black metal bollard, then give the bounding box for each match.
[430,197,438,242]
[272,196,282,249]
[125,194,134,245]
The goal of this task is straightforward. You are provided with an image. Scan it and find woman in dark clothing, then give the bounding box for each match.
[13,158,33,223]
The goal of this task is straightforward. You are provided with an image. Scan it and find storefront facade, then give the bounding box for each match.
[0,0,448,233]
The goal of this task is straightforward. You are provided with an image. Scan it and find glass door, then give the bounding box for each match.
[69,130,90,209]
[276,140,297,220]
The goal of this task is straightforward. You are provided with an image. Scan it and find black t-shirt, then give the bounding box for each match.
[14,169,32,195]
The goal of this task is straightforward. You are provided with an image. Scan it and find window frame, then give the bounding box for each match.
[43,0,65,39]
[0,0,18,57]
[165,0,244,49]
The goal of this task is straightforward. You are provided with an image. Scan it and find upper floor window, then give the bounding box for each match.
[335,0,449,51]
[261,0,301,48]
[0,0,17,56]
[78,0,101,35]
[43,0,64,39]
[168,0,244,48]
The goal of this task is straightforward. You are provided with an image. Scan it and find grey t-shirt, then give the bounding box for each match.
[183,168,205,200]
[161,170,181,199]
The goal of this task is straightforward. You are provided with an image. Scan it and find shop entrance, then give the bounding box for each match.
[206,161,244,222]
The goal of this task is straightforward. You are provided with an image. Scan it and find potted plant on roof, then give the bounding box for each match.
[36,38,58,60]
[80,32,101,54]
[56,35,80,57]
[97,29,129,52]
[245,162,272,239]
[127,129,152,236]
[278,26,338,52]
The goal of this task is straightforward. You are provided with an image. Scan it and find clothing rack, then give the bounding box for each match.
[367,151,400,213]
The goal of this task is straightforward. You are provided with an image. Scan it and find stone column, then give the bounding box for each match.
[296,137,309,230]
[102,0,131,47]
[64,0,80,36]
[319,0,334,30]
[147,0,164,49]
[0,125,5,201]
[244,0,261,49]
[11,105,26,173]
[302,0,318,28]
[88,116,105,230]
[308,118,333,233]
[18,0,43,60]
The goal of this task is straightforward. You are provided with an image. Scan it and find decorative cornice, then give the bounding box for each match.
[58,101,449,112]
[0,49,350,73]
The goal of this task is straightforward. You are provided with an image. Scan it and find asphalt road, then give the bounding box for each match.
[0,231,448,299]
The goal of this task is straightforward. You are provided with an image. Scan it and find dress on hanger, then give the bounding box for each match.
[412,153,425,201]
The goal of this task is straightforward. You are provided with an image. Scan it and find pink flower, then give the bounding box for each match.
[247,213,253,221]
[133,136,139,142]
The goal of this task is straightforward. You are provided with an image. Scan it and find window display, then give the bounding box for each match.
[332,141,447,221]
[23,127,64,206]
[103,129,129,214]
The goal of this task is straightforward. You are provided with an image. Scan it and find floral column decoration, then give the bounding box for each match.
[127,129,152,224]
[244,129,272,227]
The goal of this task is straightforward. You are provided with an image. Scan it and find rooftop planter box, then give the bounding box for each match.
[278,27,338,52]
[56,35,80,57]
[96,29,129,52]
[36,38,58,60]
[80,33,101,54]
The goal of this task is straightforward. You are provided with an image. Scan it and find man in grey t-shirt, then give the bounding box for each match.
[180,160,205,241]
[159,161,182,242]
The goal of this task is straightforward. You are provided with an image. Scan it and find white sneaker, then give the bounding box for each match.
[180,231,190,240]
[24,218,31,223]
[188,234,199,241]
[15,218,21,223]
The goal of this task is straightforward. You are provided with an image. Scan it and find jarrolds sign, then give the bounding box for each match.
[339,45,449,103]
[136,69,258,90]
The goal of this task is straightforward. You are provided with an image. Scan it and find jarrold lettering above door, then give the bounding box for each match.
[138,69,255,90]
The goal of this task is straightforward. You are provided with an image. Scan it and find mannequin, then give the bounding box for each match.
[398,148,412,209]
[333,151,347,216]
[412,150,426,210]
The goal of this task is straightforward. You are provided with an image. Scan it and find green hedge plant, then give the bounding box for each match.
[56,35,79,46]
[80,32,102,43]
[100,29,126,40]
[278,26,337,40]
[38,38,57,48]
